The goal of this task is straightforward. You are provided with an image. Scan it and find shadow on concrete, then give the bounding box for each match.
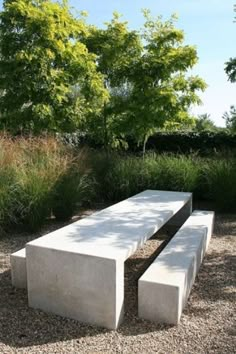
[26,191,191,261]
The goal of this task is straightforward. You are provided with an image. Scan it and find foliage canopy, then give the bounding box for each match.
[194,114,218,132]
[84,11,206,151]
[223,105,236,132]
[0,0,107,133]
[0,1,206,148]
[225,57,236,83]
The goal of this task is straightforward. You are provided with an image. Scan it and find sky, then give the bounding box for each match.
[0,0,235,126]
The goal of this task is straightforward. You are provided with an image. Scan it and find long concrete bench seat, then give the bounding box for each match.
[11,190,192,329]
[138,210,214,325]
[10,248,27,289]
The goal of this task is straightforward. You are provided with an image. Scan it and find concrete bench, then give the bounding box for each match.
[138,210,214,325]
[11,190,192,329]
[10,248,27,289]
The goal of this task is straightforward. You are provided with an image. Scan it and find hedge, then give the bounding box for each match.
[58,131,236,155]
[145,131,236,154]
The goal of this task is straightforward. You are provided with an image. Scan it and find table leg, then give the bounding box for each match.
[26,245,124,329]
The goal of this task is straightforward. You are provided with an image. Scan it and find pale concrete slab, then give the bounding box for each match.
[10,248,27,289]
[27,190,192,261]
[26,190,192,329]
[138,210,214,325]
[26,247,124,329]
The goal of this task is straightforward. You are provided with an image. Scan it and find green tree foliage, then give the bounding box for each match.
[124,12,206,152]
[225,57,236,83]
[223,105,236,132]
[0,3,206,145]
[83,13,143,148]
[85,11,206,152]
[194,114,218,132]
[0,0,108,133]
[225,5,236,83]
[224,6,236,133]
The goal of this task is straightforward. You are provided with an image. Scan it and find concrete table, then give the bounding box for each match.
[26,190,192,329]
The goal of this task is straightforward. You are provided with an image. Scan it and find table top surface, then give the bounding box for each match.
[27,190,192,261]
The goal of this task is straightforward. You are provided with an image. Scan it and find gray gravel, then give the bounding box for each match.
[0,212,235,354]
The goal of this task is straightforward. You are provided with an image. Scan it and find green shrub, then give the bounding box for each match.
[145,153,201,193]
[0,135,235,234]
[58,131,236,156]
[0,136,20,228]
[87,150,117,201]
[0,136,97,231]
[203,159,236,211]
[13,168,55,231]
[0,137,72,231]
[90,151,236,213]
[145,131,236,155]
[0,170,16,228]
[9,138,69,231]
[52,149,96,221]
[91,152,201,202]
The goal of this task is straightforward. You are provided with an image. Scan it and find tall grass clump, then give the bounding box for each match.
[203,158,236,211]
[0,136,94,232]
[52,148,95,221]
[144,153,201,192]
[90,151,236,212]
[0,137,18,229]
[11,138,68,230]
[90,152,201,202]
[1,138,235,233]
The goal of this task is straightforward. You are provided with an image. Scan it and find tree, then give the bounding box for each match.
[85,12,206,152]
[225,58,236,83]
[115,11,205,152]
[223,105,236,132]
[83,13,143,148]
[194,114,218,132]
[0,0,108,134]
[225,5,236,82]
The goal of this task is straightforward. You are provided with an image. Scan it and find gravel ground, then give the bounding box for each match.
[0,211,235,354]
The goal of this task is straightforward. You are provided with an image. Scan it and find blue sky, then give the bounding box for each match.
[0,0,235,126]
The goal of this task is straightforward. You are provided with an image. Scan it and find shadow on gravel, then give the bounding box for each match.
[226,325,236,337]
[192,252,236,304]
[0,271,167,349]
[213,214,236,237]
[0,269,109,348]
[0,218,234,347]
[121,246,236,335]
[0,235,173,348]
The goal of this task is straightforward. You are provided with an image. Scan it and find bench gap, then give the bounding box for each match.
[124,223,178,318]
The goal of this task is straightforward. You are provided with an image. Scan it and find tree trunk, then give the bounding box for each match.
[103,108,109,156]
[142,135,148,158]
[103,80,109,156]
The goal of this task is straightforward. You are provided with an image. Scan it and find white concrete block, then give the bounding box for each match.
[138,210,214,325]
[26,246,124,329]
[26,190,192,262]
[10,248,27,289]
[25,190,192,329]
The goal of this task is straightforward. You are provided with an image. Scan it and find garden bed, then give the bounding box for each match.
[0,211,235,354]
